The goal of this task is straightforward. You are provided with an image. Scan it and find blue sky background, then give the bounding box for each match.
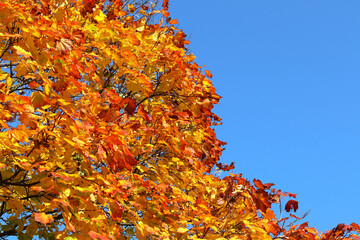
[171,0,360,233]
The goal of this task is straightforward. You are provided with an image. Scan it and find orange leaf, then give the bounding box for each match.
[122,146,137,167]
[162,9,169,18]
[34,212,54,225]
[266,208,276,220]
[138,104,152,122]
[109,201,123,220]
[170,19,178,25]
[130,34,141,46]
[253,179,264,189]
[290,214,302,220]
[29,81,40,89]
[205,70,213,78]
[162,0,169,10]
[30,92,47,108]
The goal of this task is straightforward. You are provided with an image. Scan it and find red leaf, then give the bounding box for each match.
[263,183,275,189]
[334,223,346,231]
[286,192,297,198]
[29,81,40,89]
[222,162,235,171]
[138,104,152,122]
[82,0,96,16]
[279,217,289,222]
[107,10,116,20]
[351,223,360,230]
[122,146,137,167]
[124,98,136,115]
[71,65,81,79]
[71,29,85,44]
[200,106,212,116]
[285,200,298,212]
[290,214,302,220]
[299,222,309,229]
[276,190,287,198]
[253,179,264,189]
[162,0,169,10]
[109,201,123,220]
[254,179,274,190]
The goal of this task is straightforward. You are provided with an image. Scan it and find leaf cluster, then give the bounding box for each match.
[0,0,358,239]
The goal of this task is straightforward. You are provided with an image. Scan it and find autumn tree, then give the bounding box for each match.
[0,0,359,239]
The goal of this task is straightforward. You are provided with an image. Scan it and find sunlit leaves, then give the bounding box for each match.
[0,0,358,239]
[34,213,54,225]
[56,38,73,53]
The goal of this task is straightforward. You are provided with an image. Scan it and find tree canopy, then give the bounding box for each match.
[0,0,359,239]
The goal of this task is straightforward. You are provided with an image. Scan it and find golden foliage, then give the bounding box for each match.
[0,0,358,239]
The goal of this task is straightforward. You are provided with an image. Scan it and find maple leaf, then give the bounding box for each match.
[109,201,123,220]
[124,97,137,115]
[138,104,152,122]
[205,69,213,78]
[169,19,178,25]
[285,200,299,212]
[162,0,169,10]
[34,212,54,225]
[0,0,358,239]
[286,192,298,198]
[13,46,32,58]
[254,179,274,190]
[56,38,73,53]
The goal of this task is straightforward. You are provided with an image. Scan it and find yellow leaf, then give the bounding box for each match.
[0,71,8,80]
[43,84,52,96]
[6,74,12,90]
[13,45,32,57]
[128,4,136,13]
[63,138,75,147]
[0,71,12,90]
[63,188,71,197]
[94,9,107,23]
[177,227,188,233]
[41,105,52,110]
[139,10,147,16]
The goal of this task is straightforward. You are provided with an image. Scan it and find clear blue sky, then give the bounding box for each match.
[171,0,360,233]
